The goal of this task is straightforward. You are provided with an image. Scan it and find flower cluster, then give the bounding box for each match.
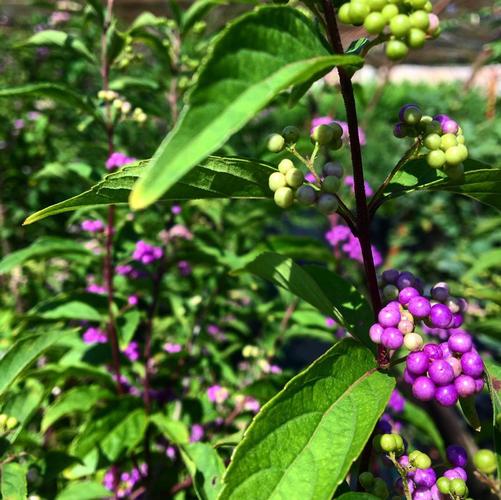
[82,327,107,344]
[97,90,147,123]
[394,104,469,179]
[80,219,105,233]
[338,0,440,61]
[103,464,147,498]
[132,240,163,265]
[105,151,136,171]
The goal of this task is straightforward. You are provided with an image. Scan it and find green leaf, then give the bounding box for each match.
[55,481,112,500]
[42,385,112,432]
[181,442,226,500]
[182,0,226,34]
[128,12,168,34]
[29,300,102,322]
[381,159,501,212]
[24,156,273,225]
[219,339,395,499]
[129,6,362,209]
[484,358,501,476]
[243,252,374,350]
[0,83,97,116]
[109,76,159,91]
[401,401,445,457]
[336,494,379,500]
[0,330,71,399]
[458,396,481,431]
[21,30,96,62]
[0,237,89,274]
[1,463,27,500]
[150,413,190,444]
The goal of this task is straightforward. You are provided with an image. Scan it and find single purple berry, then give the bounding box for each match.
[446,297,461,314]
[448,331,473,354]
[433,114,450,125]
[399,104,420,122]
[414,468,437,489]
[435,384,458,407]
[369,323,384,344]
[381,327,404,350]
[407,351,429,375]
[431,283,449,302]
[399,287,420,305]
[440,342,451,358]
[443,467,467,481]
[442,119,459,134]
[455,375,476,398]
[423,343,443,360]
[386,300,401,311]
[377,418,392,434]
[461,351,484,378]
[475,377,485,393]
[408,296,431,319]
[397,271,416,290]
[378,307,401,328]
[393,122,407,138]
[429,359,455,386]
[404,369,417,384]
[399,319,414,335]
[413,487,431,500]
[450,313,464,328]
[382,269,400,285]
[446,356,462,377]
[446,445,468,468]
[412,376,436,401]
[430,303,453,328]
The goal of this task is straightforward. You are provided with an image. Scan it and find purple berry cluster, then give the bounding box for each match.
[394,104,469,179]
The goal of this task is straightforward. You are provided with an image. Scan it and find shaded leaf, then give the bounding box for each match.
[458,396,481,431]
[55,481,112,500]
[24,156,273,225]
[484,358,501,476]
[150,413,190,444]
[29,300,102,322]
[219,339,395,499]
[1,463,27,500]
[129,6,362,208]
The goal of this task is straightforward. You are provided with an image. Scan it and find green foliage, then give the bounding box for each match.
[220,340,395,499]
[1,462,27,500]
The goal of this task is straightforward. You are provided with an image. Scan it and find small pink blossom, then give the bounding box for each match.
[344,175,373,197]
[81,219,104,233]
[123,341,140,362]
[83,327,107,344]
[86,283,107,294]
[325,317,336,328]
[243,397,260,413]
[106,152,136,171]
[168,224,193,240]
[163,342,182,354]
[207,385,229,404]
[178,260,191,276]
[171,204,182,214]
[128,294,139,306]
[190,424,205,442]
[132,240,163,265]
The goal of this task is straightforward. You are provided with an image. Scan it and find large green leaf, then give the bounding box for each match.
[380,159,501,212]
[129,6,362,209]
[28,300,102,322]
[55,481,111,500]
[219,339,395,499]
[1,463,27,500]
[484,358,501,477]
[0,83,96,116]
[181,442,226,500]
[24,156,273,225]
[0,330,70,399]
[0,237,89,274]
[21,30,96,62]
[243,252,374,350]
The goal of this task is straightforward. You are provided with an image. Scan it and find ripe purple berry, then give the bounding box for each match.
[378,307,401,328]
[414,468,436,489]
[475,378,484,392]
[399,287,420,305]
[413,488,432,500]
[423,343,443,360]
[381,327,404,350]
[454,375,476,398]
[431,283,449,302]
[446,445,468,468]
[429,303,453,328]
[404,369,417,384]
[442,119,459,134]
[369,323,384,344]
[382,269,400,285]
[435,384,458,406]
[407,351,429,375]
[461,351,484,378]
[412,376,435,401]
[446,356,462,377]
[396,271,416,290]
[443,467,467,481]
[429,359,455,386]
[448,331,473,354]
[408,296,431,318]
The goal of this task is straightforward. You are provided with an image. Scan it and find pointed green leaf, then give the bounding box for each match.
[1,463,27,500]
[243,252,374,350]
[55,481,112,500]
[219,339,395,499]
[458,396,481,431]
[150,413,190,444]
[129,6,362,209]
[28,300,102,322]
[24,156,273,225]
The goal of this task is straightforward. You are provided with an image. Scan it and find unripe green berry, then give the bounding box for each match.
[282,126,300,144]
[412,452,432,470]
[424,1,433,12]
[368,0,386,10]
[317,193,338,214]
[6,416,17,430]
[382,4,399,22]
[330,122,344,141]
[393,434,404,454]
[349,2,370,25]
[390,14,411,37]
[311,124,334,145]
[386,40,409,60]
[285,168,304,188]
[383,284,399,300]
[323,162,343,178]
[424,120,442,135]
[444,163,464,180]
[404,332,423,352]
[473,450,496,474]
[322,175,341,194]
[403,106,422,125]
[296,185,316,205]
[445,146,464,166]
[372,478,389,499]
[456,144,468,161]
[407,28,426,49]
[267,134,285,153]
[278,158,294,174]
[269,172,287,192]
[331,138,343,150]
[437,477,450,494]
[410,10,430,30]
[364,12,386,34]
[450,478,467,497]
[457,134,465,144]
[427,149,446,169]
[424,133,441,150]
[440,133,458,150]
[380,434,397,452]
[274,187,294,208]
[411,0,428,6]
[0,414,7,427]
[338,3,352,24]
[359,471,375,490]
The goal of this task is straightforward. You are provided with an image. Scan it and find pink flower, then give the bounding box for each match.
[344,175,373,197]
[325,317,336,328]
[132,240,163,265]
[178,260,191,276]
[128,295,139,306]
[123,341,140,362]
[86,283,107,294]
[171,204,182,214]
[105,152,136,171]
[168,224,193,240]
[81,219,104,233]
[163,342,182,354]
[190,424,205,442]
[207,385,229,404]
[243,397,260,413]
[269,365,282,374]
[166,446,176,460]
[83,327,107,344]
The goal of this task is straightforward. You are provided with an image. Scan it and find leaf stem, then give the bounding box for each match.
[320,0,387,365]
[387,452,413,500]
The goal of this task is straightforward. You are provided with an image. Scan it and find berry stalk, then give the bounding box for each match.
[320,0,387,364]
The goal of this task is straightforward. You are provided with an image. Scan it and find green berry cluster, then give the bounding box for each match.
[338,0,440,60]
[358,471,389,499]
[408,449,432,469]
[266,125,345,214]
[436,476,469,497]
[394,104,469,179]
[0,413,18,433]
[373,433,405,455]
